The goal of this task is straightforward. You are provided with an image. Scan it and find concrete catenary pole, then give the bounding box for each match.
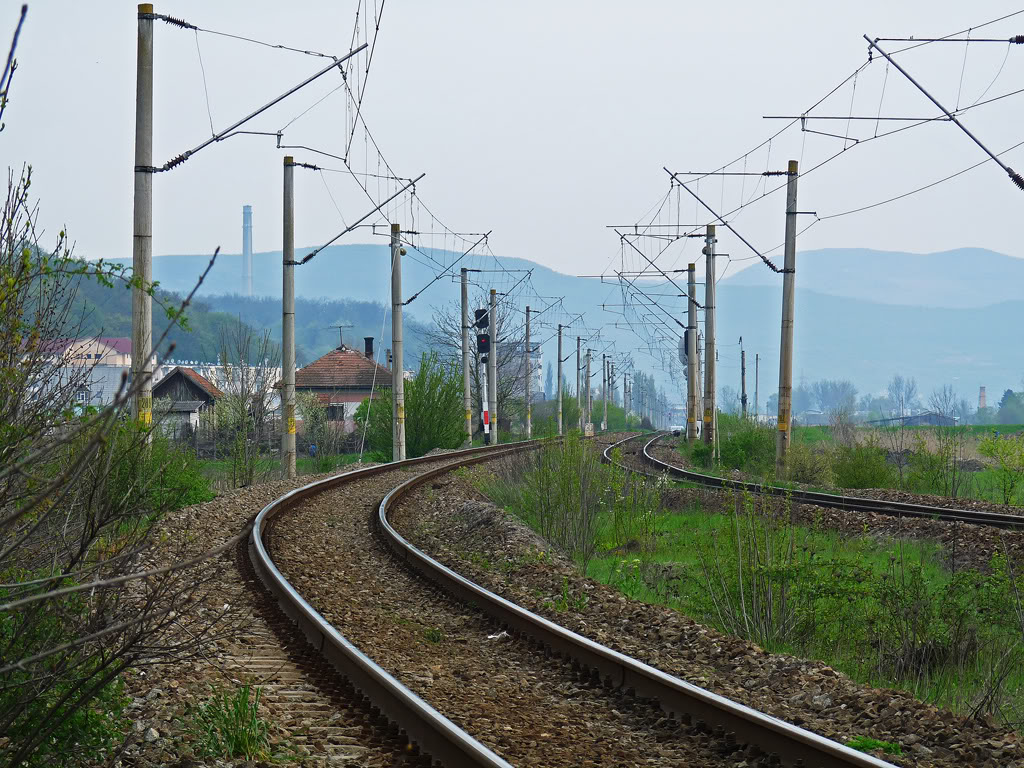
[741,346,748,419]
[576,336,582,431]
[755,353,760,418]
[131,4,154,428]
[585,349,592,429]
[525,305,532,438]
[602,354,608,431]
[242,204,253,297]
[686,262,699,444]
[702,225,717,449]
[461,268,472,447]
[391,223,406,461]
[775,160,800,477]
[488,288,498,445]
[281,156,297,478]
[556,324,563,435]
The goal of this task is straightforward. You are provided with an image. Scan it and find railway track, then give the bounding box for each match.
[250,437,896,768]
[608,432,1024,529]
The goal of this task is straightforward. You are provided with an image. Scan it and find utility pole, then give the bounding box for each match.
[131,3,154,429]
[703,225,717,449]
[281,156,297,478]
[741,340,748,419]
[488,288,498,445]
[461,268,472,447]
[556,324,563,435]
[696,331,703,433]
[391,222,406,462]
[525,305,532,438]
[776,160,799,477]
[585,349,592,431]
[755,353,760,419]
[576,336,582,431]
[602,354,608,431]
[686,262,698,444]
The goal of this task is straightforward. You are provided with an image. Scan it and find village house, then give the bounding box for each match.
[37,337,133,407]
[152,366,224,433]
[294,337,391,433]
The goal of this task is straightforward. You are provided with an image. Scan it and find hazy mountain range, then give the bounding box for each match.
[107,246,1024,404]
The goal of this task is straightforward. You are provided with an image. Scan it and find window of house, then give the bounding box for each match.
[327,404,345,421]
[75,389,88,402]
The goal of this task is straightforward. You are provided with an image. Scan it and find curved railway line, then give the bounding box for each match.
[248,436,897,768]
[607,432,1024,529]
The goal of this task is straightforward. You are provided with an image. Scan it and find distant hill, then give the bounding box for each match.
[71,272,434,366]
[724,247,1024,309]
[104,245,1024,402]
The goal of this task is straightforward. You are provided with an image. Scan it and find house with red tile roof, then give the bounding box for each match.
[294,338,390,432]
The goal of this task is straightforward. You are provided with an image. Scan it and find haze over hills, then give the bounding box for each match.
[724,247,1024,309]
[107,245,1024,403]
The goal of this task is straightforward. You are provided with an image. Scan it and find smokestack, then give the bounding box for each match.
[980,386,987,410]
[364,337,374,360]
[242,205,253,297]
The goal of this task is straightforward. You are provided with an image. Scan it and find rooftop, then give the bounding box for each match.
[294,345,391,390]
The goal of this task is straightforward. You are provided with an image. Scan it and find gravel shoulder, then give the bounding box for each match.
[112,465,420,768]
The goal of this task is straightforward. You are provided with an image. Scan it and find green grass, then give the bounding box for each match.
[585,499,1024,722]
[846,736,902,756]
[181,684,275,762]
[199,453,363,486]
[792,425,833,445]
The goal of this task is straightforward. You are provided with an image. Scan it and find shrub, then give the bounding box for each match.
[354,352,465,458]
[713,414,776,475]
[0,594,130,768]
[787,440,832,487]
[978,432,1024,505]
[830,441,893,490]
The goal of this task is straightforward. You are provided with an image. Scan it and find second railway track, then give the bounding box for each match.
[610,431,1024,529]
[250,436,897,768]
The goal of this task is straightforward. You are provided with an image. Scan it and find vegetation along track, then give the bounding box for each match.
[252,436,895,768]
[611,432,1024,529]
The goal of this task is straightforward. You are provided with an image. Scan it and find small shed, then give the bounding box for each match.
[153,366,224,406]
[153,367,223,436]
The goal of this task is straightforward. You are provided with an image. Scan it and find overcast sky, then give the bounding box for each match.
[5,1,1023,283]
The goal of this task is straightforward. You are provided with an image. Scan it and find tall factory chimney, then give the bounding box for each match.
[979,386,987,411]
[242,205,253,297]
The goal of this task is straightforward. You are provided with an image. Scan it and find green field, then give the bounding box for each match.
[476,444,1024,725]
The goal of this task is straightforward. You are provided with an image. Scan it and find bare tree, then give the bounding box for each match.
[423,292,528,435]
[883,374,918,487]
[811,379,858,412]
[215,318,281,487]
[929,384,970,498]
[0,164,240,768]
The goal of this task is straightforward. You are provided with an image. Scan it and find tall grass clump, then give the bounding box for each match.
[477,433,663,570]
[183,684,272,761]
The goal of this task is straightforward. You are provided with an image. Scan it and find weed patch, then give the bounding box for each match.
[182,683,273,762]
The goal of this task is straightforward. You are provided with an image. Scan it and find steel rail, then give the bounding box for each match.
[622,432,1024,529]
[378,441,896,768]
[249,441,528,768]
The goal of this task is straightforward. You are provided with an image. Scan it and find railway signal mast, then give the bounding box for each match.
[474,307,491,443]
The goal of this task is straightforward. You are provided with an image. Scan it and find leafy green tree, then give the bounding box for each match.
[354,352,464,458]
[997,391,1024,425]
